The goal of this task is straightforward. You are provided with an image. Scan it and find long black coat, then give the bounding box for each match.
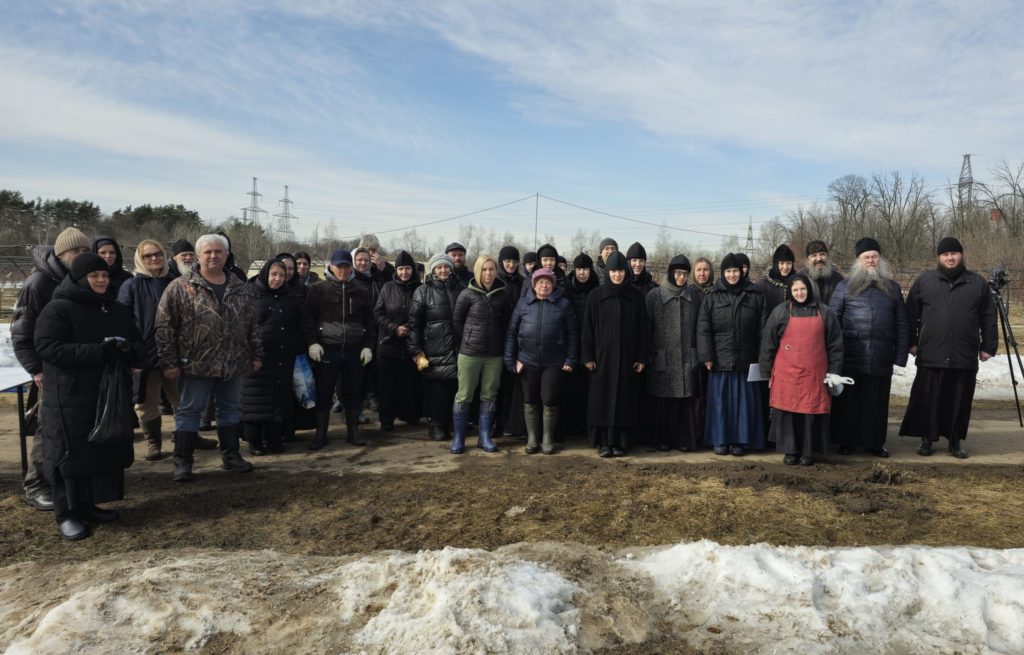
[34,277,143,480]
[581,283,649,427]
[828,278,909,377]
[697,278,768,373]
[407,274,464,380]
[905,268,998,370]
[374,275,422,360]
[568,273,599,330]
[11,245,67,376]
[117,272,174,370]
[92,236,133,296]
[453,277,512,357]
[498,269,523,302]
[241,272,304,423]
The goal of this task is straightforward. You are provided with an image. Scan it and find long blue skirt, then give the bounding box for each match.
[703,371,765,449]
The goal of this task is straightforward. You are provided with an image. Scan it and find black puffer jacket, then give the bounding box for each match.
[241,264,304,422]
[453,277,512,357]
[374,275,421,359]
[407,274,464,380]
[92,236,133,295]
[498,268,523,301]
[302,269,374,350]
[905,267,998,370]
[828,278,909,376]
[755,268,793,312]
[11,246,68,375]
[629,268,658,296]
[35,276,143,478]
[351,269,380,344]
[505,287,579,370]
[696,277,768,372]
[117,272,174,370]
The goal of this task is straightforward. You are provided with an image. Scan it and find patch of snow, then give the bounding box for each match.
[891,355,1024,400]
[0,323,19,369]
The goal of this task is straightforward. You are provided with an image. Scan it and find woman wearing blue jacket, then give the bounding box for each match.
[504,268,579,454]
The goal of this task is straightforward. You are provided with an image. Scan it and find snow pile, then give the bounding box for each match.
[891,354,1023,400]
[626,540,1024,654]
[0,323,18,368]
[3,542,1024,653]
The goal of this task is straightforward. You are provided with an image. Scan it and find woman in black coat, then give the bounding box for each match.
[407,253,465,440]
[563,253,599,437]
[374,250,423,431]
[241,259,304,455]
[505,268,578,454]
[697,253,768,456]
[93,236,134,296]
[581,252,649,457]
[35,253,144,541]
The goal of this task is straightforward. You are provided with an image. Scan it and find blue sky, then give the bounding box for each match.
[2,1,1022,253]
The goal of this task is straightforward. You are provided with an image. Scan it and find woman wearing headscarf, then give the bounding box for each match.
[625,242,658,296]
[505,268,578,454]
[646,255,701,451]
[581,252,649,457]
[117,239,179,460]
[241,259,304,455]
[755,244,797,312]
[563,253,599,436]
[693,257,715,295]
[690,255,715,436]
[496,245,523,435]
[452,255,512,453]
[294,251,320,286]
[35,253,144,540]
[374,251,423,431]
[408,253,465,440]
[697,253,768,456]
[497,245,523,299]
[274,252,306,306]
[520,244,569,298]
[92,236,133,295]
[759,274,844,465]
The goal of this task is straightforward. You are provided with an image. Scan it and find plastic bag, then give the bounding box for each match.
[293,354,317,409]
[88,361,135,444]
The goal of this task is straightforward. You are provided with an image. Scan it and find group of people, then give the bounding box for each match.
[11,227,997,541]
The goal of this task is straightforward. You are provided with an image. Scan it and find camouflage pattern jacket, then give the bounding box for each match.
[155,267,263,378]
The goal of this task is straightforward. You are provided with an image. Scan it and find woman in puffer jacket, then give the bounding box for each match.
[451,255,513,453]
[374,250,423,431]
[504,268,578,454]
[407,253,465,441]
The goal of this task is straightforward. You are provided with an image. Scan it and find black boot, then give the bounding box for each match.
[244,422,266,456]
[524,404,541,454]
[916,438,933,456]
[949,437,968,459]
[265,423,284,453]
[218,424,254,472]
[345,409,367,446]
[172,430,197,482]
[309,412,331,450]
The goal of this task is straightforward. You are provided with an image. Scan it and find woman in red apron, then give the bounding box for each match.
[759,274,844,465]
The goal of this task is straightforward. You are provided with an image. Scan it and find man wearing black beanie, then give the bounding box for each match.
[899,237,997,458]
[800,240,844,305]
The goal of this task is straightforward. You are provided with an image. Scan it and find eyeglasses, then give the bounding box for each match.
[141,252,164,260]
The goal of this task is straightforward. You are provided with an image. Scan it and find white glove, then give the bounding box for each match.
[308,344,324,362]
[360,347,373,366]
[824,373,855,396]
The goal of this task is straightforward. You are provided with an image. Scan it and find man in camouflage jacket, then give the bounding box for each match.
[155,234,263,482]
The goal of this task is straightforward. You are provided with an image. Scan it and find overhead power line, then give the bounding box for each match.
[336,195,536,240]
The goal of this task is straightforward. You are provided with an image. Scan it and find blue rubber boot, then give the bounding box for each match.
[477,401,499,453]
[451,402,468,454]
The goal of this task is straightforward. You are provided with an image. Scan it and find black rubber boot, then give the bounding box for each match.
[949,437,968,459]
[172,431,197,482]
[265,423,284,453]
[524,404,541,454]
[541,406,559,455]
[917,438,933,456]
[345,409,367,446]
[243,422,266,456]
[309,412,331,450]
[218,424,254,472]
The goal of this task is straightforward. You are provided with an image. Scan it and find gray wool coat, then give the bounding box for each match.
[645,284,701,398]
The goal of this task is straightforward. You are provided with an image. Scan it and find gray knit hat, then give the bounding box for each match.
[427,253,454,275]
[54,227,91,257]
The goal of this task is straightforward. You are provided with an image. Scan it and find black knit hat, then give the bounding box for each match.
[171,238,195,256]
[573,252,593,269]
[720,253,741,273]
[735,253,750,269]
[625,242,647,260]
[599,237,618,251]
[805,240,829,256]
[537,243,559,260]
[936,237,964,255]
[855,237,881,257]
[605,251,628,271]
[70,252,109,283]
[395,250,416,269]
[556,255,566,266]
[523,251,538,264]
[772,244,795,263]
[499,245,520,262]
[668,254,692,273]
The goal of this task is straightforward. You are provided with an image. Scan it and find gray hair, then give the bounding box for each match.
[195,234,230,253]
[847,256,896,298]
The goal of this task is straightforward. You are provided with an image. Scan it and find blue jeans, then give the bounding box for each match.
[175,375,243,432]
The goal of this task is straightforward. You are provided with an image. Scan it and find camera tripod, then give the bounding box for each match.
[990,284,1024,427]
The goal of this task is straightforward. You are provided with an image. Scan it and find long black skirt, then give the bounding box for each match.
[560,367,590,438]
[830,374,892,450]
[771,410,830,456]
[377,355,423,424]
[899,366,977,442]
[423,378,457,434]
[653,397,698,451]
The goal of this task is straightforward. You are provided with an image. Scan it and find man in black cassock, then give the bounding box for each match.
[899,237,998,458]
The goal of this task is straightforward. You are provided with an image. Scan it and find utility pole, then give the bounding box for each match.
[745,217,754,253]
[274,185,297,243]
[241,177,268,227]
[534,193,539,250]
[958,154,974,214]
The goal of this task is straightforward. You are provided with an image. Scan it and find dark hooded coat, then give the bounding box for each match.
[11,245,68,375]
[407,273,465,380]
[92,236,133,295]
[504,286,579,370]
[828,277,910,376]
[117,270,175,370]
[645,283,701,398]
[374,274,422,360]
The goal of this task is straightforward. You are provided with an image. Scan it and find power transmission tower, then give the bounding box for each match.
[274,185,298,243]
[745,217,754,253]
[958,154,974,210]
[241,177,269,227]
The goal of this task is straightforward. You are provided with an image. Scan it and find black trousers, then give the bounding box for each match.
[424,379,458,432]
[519,365,564,407]
[314,346,364,413]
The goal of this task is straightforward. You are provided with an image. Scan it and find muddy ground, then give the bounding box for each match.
[2,408,1024,654]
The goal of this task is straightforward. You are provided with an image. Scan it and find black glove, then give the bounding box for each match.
[102,339,133,365]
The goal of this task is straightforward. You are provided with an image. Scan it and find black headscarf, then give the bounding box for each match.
[787,272,815,307]
[257,258,289,294]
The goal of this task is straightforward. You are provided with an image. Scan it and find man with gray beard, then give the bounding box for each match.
[828,238,909,457]
[800,240,844,305]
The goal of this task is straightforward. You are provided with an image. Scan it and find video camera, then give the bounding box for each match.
[990,265,1009,292]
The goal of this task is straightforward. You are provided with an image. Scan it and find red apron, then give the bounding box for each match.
[769,308,831,415]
